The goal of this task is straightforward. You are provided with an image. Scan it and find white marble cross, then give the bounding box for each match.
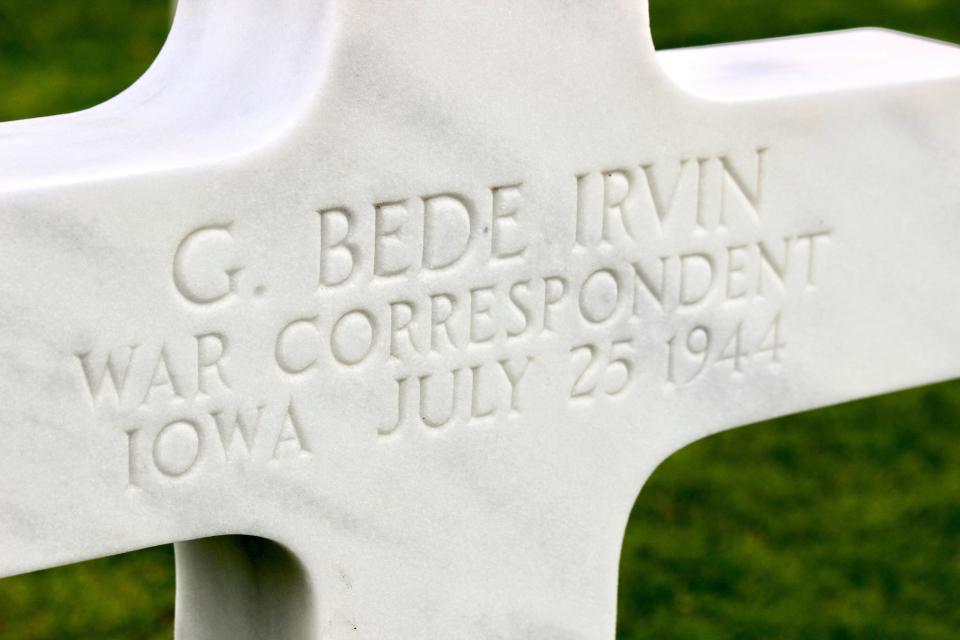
[2,2,960,638]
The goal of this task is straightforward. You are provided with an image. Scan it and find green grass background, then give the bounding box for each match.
[1,1,959,638]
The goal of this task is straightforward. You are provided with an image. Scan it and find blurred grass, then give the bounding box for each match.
[620,385,960,639]
[0,0,169,122]
[0,548,175,640]
[0,1,959,638]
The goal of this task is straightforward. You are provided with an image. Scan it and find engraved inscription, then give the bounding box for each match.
[74,146,830,488]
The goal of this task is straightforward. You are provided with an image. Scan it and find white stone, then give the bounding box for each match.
[1,2,960,638]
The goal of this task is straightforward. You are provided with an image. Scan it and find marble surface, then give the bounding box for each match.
[2,2,960,638]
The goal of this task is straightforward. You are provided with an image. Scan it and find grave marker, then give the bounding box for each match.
[2,2,960,638]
